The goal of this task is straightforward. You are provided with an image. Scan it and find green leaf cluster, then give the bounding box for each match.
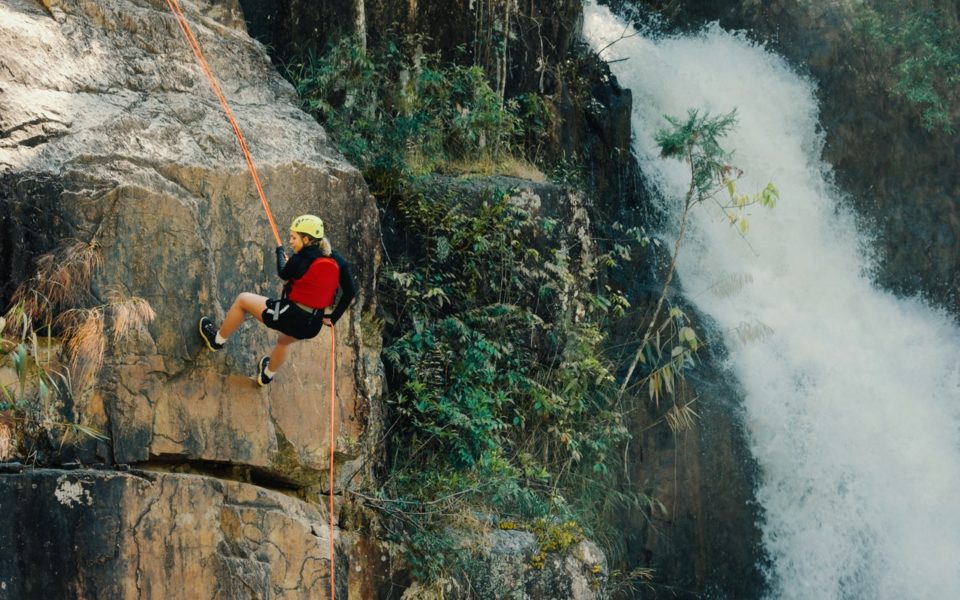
[286,37,550,179]
[378,182,633,580]
[656,109,738,199]
[383,185,625,472]
[855,1,960,132]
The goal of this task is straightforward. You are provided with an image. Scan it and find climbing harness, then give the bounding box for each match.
[163,2,338,596]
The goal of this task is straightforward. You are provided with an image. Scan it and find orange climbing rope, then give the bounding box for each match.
[163,2,338,596]
[329,325,336,600]
[163,0,282,246]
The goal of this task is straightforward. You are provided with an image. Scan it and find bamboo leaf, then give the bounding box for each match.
[762,183,779,207]
[680,327,699,351]
[13,345,27,380]
[69,423,110,441]
[31,332,39,365]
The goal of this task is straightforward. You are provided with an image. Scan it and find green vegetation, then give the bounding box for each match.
[287,37,551,183]
[287,33,774,592]
[618,109,776,411]
[0,303,113,458]
[856,0,960,132]
[377,180,631,580]
[527,519,585,569]
[285,38,641,582]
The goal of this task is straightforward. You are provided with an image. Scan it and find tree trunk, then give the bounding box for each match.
[354,0,367,53]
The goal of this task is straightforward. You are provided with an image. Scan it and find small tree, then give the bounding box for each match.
[617,109,778,405]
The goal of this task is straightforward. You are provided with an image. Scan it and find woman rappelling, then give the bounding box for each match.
[198,214,355,385]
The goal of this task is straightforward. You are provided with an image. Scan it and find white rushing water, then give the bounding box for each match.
[583,3,960,599]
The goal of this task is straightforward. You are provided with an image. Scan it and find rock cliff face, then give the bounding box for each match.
[0,468,350,599]
[451,530,607,600]
[1,0,383,595]
[0,0,606,597]
[0,0,383,482]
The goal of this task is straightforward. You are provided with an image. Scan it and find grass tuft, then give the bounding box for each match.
[11,240,102,323]
[106,288,156,345]
[58,309,105,393]
[664,401,699,434]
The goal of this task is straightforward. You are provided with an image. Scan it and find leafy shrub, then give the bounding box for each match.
[376,180,633,580]
[856,1,960,132]
[287,31,775,592]
[286,37,539,179]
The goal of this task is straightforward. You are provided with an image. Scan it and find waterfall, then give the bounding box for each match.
[583,3,960,598]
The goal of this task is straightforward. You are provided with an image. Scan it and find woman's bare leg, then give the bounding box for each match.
[267,334,299,372]
[219,293,268,338]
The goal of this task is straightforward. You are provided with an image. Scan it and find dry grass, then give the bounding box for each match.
[439,156,547,182]
[53,292,155,394]
[0,238,125,450]
[0,414,14,461]
[105,288,156,345]
[0,305,32,346]
[11,240,102,322]
[5,240,156,389]
[7,238,155,396]
[57,309,105,393]
[664,401,699,434]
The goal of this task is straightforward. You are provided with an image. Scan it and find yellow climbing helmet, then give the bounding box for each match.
[290,214,324,239]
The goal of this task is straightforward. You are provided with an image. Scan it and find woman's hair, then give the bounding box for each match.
[299,233,332,256]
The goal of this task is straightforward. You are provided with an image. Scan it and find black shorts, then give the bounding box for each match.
[261,298,325,340]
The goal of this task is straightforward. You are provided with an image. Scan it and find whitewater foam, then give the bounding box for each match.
[584,4,960,598]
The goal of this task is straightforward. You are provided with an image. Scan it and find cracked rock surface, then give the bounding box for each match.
[0,0,382,482]
[0,469,360,599]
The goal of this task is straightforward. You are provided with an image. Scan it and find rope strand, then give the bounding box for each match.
[163,0,282,246]
[329,324,336,600]
[164,2,336,597]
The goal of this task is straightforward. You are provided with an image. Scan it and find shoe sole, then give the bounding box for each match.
[198,318,219,351]
[257,357,271,387]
